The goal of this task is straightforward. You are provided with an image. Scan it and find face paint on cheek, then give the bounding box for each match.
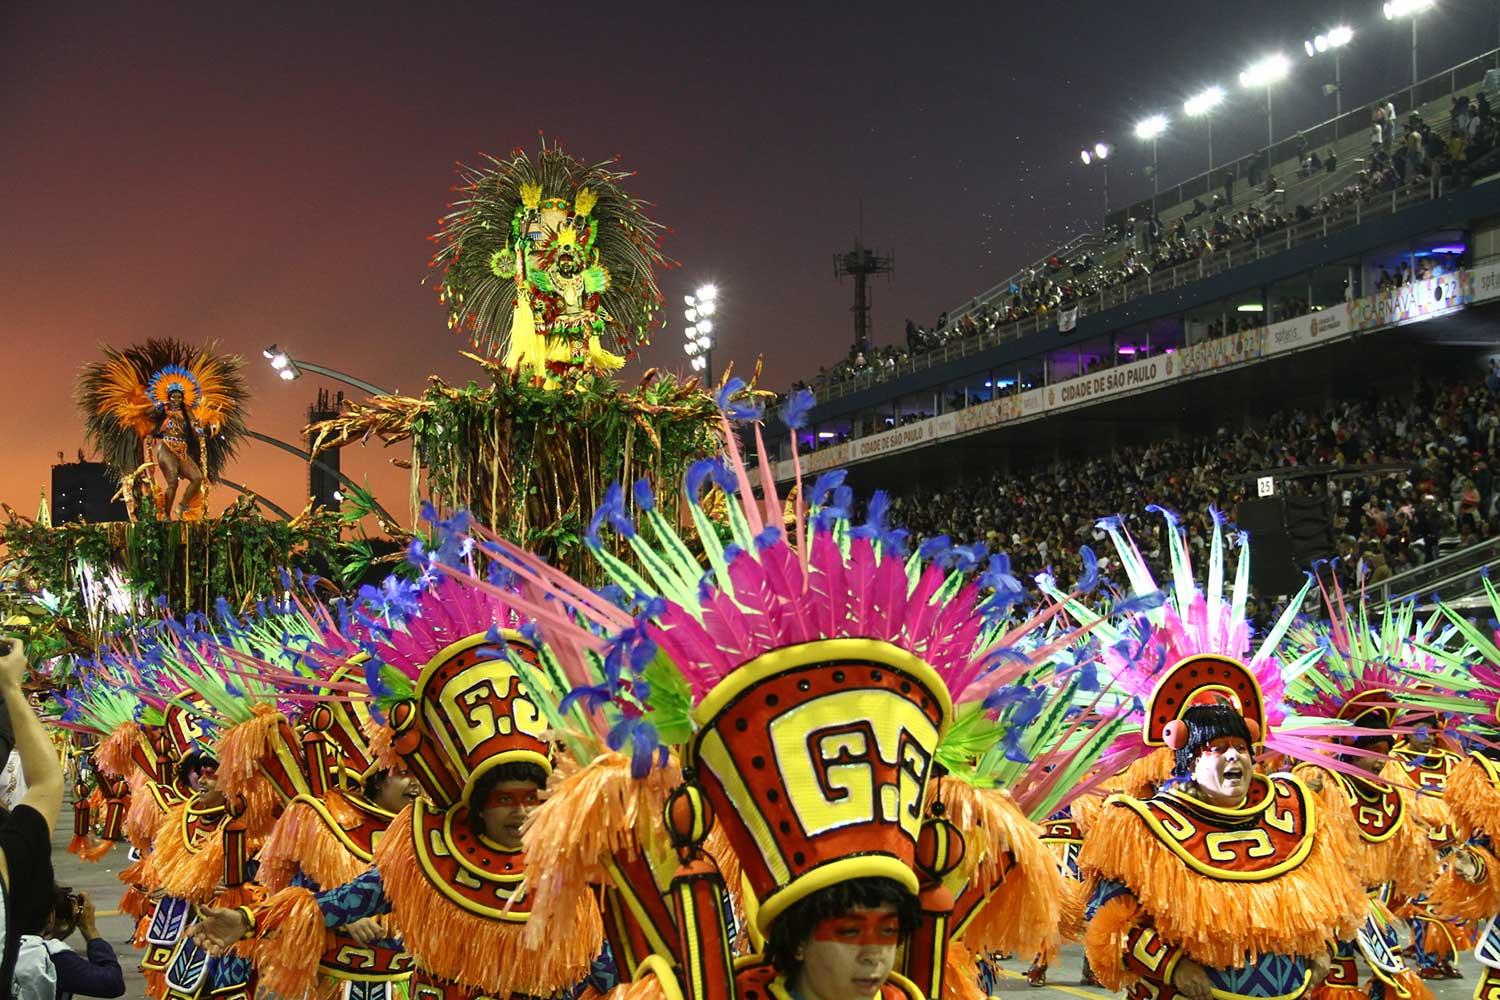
[810,913,903,947]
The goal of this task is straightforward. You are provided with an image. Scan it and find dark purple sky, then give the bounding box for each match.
[3,1,1495,521]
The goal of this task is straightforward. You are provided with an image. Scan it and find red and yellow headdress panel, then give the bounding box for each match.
[360,571,553,810]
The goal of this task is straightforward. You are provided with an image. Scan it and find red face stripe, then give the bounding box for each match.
[486,788,540,809]
[1201,737,1251,757]
[810,912,902,946]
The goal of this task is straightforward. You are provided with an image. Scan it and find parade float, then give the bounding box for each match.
[308,141,733,582]
[3,141,730,663]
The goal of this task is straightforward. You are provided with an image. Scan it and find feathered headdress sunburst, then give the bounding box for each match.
[76,338,249,479]
[430,139,669,362]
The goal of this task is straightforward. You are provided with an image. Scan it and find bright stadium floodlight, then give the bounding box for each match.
[1385,0,1434,97]
[1239,53,1290,90]
[1239,53,1291,148]
[1183,86,1226,169]
[1081,142,1112,215]
[1305,26,1354,113]
[1183,86,1224,117]
[684,283,718,382]
[1134,115,1168,195]
[1134,114,1168,141]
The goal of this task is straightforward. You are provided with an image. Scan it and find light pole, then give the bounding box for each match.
[1080,142,1112,217]
[1134,114,1169,195]
[262,346,393,397]
[682,284,718,385]
[1304,25,1354,117]
[243,429,398,526]
[1184,86,1226,171]
[1385,0,1435,106]
[1239,53,1291,150]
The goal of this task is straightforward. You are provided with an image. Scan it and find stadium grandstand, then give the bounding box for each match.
[764,42,1500,611]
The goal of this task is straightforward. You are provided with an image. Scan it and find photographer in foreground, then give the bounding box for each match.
[14,887,124,1000]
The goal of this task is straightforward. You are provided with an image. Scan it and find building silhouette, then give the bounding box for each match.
[52,451,128,523]
[307,389,344,511]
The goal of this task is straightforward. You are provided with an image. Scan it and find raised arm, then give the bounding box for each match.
[0,640,62,832]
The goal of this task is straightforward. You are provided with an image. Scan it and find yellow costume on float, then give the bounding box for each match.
[433,144,667,384]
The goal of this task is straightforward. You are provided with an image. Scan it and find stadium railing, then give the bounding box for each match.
[1374,533,1500,606]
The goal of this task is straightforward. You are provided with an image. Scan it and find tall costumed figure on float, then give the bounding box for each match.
[430,141,667,383]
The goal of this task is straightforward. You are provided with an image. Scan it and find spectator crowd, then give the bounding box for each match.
[882,369,1500,614]
[813,89,1500,395]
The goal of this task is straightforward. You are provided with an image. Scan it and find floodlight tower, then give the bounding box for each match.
[834,241,894,356]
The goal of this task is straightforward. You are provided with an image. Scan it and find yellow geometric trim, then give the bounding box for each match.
[690,638,953,736]
[316,959,412,984]
[411,628,553,803]
[603,857,677,961]
[409,799,529,922]
[414,630,523,705]
[1474,752,1500,786]
[1331,772,1405,844]
[632,956,686,1000]
[695,728,790,891]
[442,805,526,884]
[756,855,920,935]
[1108,774,1317,881]
[763,967,924,1000]
[180,798,225,855]
[676,883,705,1000]
[287,794,393,864]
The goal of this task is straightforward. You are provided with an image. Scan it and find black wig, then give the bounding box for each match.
[1172,703,1254,777]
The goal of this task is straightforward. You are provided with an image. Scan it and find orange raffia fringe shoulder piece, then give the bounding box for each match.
[1076,789,1366,969]
[1058,876,1088,942]
[247,886,327,1000]
[375,805,603,995]
[1297,765,1436,900]
[941,781,1065,962]
[216,705,290,836]
[596,967,675,1000]
[97,722,143,780]
[119,851,155,896]
[364,718,401,774]
[149,801,225,903]
[119,884,150,922]
[1427,844,1500,920]
[1123,748,1176,800]
[942,940,984,1000]
[257,794,366,895]
[1083,894,1146,993]
[521,751,681,945]
[1445,756,1500,841]
[124,773,167,851]
[1070,789,1109,836]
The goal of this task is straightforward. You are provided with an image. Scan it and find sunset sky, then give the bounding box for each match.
[4,1,1493,528]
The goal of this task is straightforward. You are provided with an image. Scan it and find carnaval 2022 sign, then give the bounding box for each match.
[771,263,1492,482]
[1346,270,1470,332]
